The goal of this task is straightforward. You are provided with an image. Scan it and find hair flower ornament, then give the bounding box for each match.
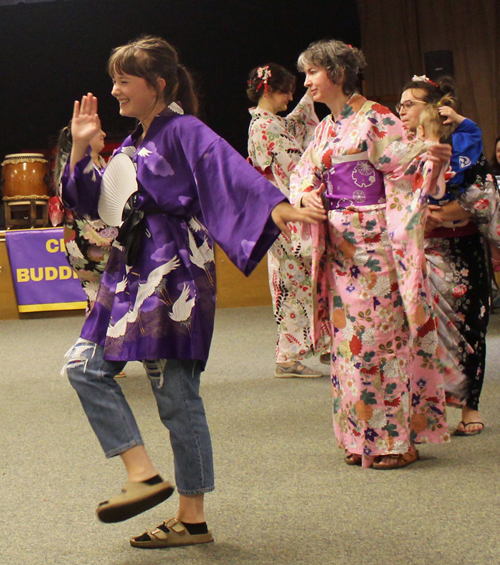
[256,65,272,94]
[411,74,439,87]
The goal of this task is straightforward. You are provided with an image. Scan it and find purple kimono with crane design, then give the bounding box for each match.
[63,108,285,364]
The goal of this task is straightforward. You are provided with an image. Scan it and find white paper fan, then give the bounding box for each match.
[99,152,138,227]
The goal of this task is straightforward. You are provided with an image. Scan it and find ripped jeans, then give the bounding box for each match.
[64,338,214,495]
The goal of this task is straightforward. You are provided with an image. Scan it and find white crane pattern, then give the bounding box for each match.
[107,255,181,338]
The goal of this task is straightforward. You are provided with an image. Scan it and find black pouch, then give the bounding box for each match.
[116,193,145,266]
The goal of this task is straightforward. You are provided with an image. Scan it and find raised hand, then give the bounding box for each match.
[71,93,101,146]
[69,93,101,173]
[438,105,465,126]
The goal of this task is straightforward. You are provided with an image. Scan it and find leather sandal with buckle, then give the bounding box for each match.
[96,479,175,523]
[274,361,324,378]
[130,517,214,548]
[372,449,420,470]
[344,452,362,466]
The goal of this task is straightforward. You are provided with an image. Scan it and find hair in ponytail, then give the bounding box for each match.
[108,35,199,116]
[176,64,199,116]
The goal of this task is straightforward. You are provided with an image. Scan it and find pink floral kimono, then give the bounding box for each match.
[290,94,450,458]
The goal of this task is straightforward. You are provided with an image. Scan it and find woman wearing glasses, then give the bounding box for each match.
[291,40,452,469]
[398,75,500,437]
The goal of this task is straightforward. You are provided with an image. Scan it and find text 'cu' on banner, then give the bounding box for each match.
[5,227,87,312]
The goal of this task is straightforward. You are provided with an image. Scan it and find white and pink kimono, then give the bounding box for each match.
[248,93,329,362]
[290,94,450,458]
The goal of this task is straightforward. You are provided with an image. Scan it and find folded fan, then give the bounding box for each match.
[99,152,138,227]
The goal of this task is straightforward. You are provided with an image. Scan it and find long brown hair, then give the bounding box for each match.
[108,35,199,116]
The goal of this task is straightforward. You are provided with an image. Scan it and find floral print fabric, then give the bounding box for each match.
[290,95,449,456]
[248,94,329,362]
[427,154,500,408]
[426,233,490,409]
[248,93,318,197]
[63,212,118,314]
[58,156,118,315]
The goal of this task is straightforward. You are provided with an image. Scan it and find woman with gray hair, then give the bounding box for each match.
[291,39,453,469]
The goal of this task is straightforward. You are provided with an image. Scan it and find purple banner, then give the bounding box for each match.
[5,227,87,312]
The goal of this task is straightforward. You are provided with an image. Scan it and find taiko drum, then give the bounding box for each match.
[1,153,49,198]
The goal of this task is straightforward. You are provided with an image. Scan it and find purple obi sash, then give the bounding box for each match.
[323,153,386,210]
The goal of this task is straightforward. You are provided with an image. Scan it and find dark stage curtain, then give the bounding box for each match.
[357,0,500,156]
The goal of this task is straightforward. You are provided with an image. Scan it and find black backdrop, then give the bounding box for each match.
[0,0,360,163]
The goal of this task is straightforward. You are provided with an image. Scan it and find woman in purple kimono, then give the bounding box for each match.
[290,39,452,470]
[62,35,325,548]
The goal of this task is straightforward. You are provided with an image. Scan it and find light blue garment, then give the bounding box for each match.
[64,338,214,495]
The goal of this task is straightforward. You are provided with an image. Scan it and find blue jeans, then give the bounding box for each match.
[64,338,214,495]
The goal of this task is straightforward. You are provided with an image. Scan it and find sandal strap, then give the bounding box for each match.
[148,517,185,540]
[164,517,185,533]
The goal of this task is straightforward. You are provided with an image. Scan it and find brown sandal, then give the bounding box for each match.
[372,450,420,470]
[453,421,484,436]
[274,361,324,378]
[130,517,214,548]
[96,479,175,523]
[344,453,362,466]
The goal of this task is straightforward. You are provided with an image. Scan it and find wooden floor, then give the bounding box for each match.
[214,244,270,309]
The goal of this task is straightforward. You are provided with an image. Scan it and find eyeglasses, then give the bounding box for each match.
[395,99,426,114]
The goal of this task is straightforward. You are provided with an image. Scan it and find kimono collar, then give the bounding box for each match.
[248,106,279,120]
[128,102,185,147]
[332,93,367,122]
[160,101,184,116]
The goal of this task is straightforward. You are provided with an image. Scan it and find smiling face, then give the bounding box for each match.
[398,88,428,132]
[268,89,294,113]
[303,64,338,108]
[111,73,163,123]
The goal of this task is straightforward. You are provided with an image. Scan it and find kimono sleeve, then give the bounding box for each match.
[61,153,102,217]
[249,117,306,197]
[458,156,500,247]
[289,124,324,207]
[284,92,319,149]
[450,119,483,182]
[362,102,438,339]
[189,132,286,275]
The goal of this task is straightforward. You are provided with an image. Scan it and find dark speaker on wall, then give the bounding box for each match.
[424,50,454,80]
